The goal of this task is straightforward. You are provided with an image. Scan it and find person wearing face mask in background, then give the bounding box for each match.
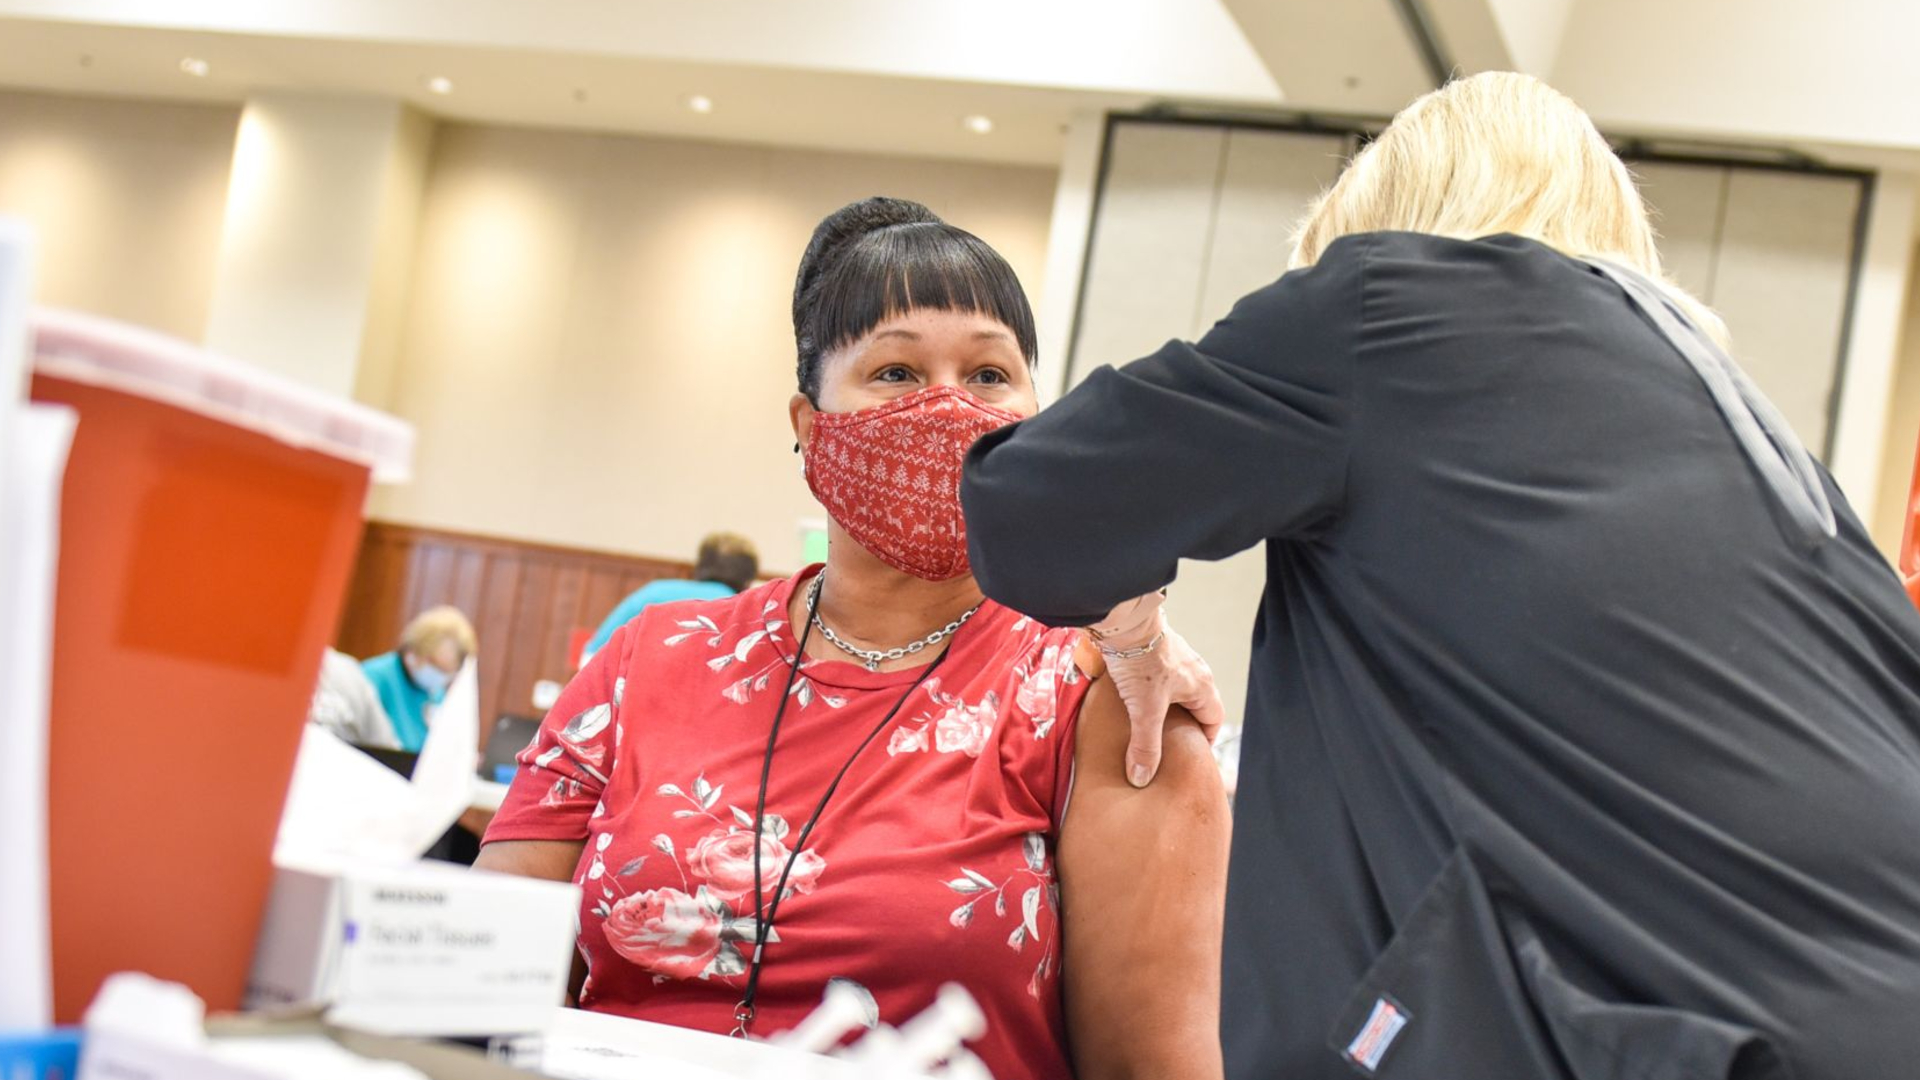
[360,605,478,753]
[474,197,1231,1080]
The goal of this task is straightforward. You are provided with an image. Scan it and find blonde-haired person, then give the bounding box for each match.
[964,72,1920,1080]
[361,605,478,752]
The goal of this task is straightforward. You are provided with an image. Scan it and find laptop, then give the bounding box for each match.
[480,714,541,784]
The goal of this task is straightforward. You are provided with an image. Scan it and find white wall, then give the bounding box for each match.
[1033,111,1105,405]
[0,90,1057,573]
[1871,245,1920,558]
[0,0,1278,103]
[353,104,436,413]
[1549,0,1920,149]
[1829,172,1918,539]
[0,89,235,339]
[373,121,1057,572]
[1067,122,1352,726]
[202,94,428,398]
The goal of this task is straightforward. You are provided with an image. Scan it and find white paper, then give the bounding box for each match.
[405,657,481,852]
[272,725,427,862]
[536,1007,884,1080]
[274,660,480,864]
[0,401,75,1030]
[210,1037,429,1080]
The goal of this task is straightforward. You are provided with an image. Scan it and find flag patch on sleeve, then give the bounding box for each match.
[1345,996,1409,1072]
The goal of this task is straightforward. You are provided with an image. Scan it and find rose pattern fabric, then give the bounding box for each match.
[579,774,823,983]
[687,826,826,904]
[887,678,1008,759]
[886,726,930,756]
[934,694,998,757]
[603,887,724,980]
[487,572,1095,1080]
[1013,643,1080,740]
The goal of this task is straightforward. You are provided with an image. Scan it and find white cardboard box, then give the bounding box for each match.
[247,856,579,1037]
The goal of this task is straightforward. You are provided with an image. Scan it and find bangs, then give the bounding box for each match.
[808,222,1038,368]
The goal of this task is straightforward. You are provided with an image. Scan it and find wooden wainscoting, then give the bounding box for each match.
[335,521,691,725]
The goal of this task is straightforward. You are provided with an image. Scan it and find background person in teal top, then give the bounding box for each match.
[361,606,478,752]
[581,532,759,665]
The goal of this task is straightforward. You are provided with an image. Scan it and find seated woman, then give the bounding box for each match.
[476,197,1229,1080]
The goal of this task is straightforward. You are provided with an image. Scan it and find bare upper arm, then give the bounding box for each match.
[1058,676,1231,1080]
[473,838,586,883]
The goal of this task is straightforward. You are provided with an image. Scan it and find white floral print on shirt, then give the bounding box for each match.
[661,598,846,711]
[1012,642,1081,740]
[886,677,999,758]
[945,832,1061,1000]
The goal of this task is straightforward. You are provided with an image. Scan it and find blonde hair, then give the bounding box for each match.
[1292,72,1726,344]
[400,605,477,661]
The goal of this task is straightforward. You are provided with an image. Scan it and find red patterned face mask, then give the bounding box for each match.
[804,385,1023,581]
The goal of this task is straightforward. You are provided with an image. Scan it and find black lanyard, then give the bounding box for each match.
[731,575,954,1037]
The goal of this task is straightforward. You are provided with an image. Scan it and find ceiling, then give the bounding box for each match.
[0,1,1290,167]
[0,0,1917,173]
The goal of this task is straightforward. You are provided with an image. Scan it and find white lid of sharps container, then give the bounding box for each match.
[30,307,414,483]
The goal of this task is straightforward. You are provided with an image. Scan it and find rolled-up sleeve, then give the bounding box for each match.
[962,234,1369,626]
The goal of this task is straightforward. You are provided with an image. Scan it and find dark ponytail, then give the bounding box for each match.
[792,196,1037,404]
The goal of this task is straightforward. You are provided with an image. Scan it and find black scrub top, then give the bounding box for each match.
[962,231,1920,1080]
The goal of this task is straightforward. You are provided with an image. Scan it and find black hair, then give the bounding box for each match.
[792,196,1038,404]
[694,532,760,593]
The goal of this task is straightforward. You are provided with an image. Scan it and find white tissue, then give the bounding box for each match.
[84,971,208,1050]
[81,974,433,1079]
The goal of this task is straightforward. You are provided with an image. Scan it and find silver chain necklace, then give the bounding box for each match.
[806,573,983,672]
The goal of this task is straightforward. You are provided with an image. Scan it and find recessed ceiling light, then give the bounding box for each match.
[684,94,714,115]
[179,57,210,78]
[426,76,454,95]
[962,114,994,135]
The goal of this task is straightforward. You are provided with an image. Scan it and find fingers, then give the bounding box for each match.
[1167,631,1229,736]
[1104,622,1221,788]
[1125,686,1169,788]
[1184,683,1229,737]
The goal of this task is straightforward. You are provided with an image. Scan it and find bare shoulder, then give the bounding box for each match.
[1069,674,1226,815]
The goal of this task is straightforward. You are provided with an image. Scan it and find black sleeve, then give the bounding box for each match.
[961,234,1368,626]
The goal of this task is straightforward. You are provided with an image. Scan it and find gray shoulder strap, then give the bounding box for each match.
[1587,258,1837,549]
